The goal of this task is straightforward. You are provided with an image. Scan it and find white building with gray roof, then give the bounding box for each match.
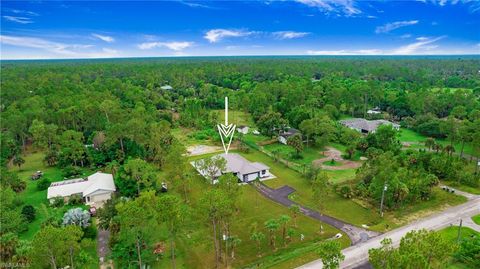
[339,118,400,134]
[193,153,272,183]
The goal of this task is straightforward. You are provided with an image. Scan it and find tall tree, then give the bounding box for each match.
[317,240,345,269]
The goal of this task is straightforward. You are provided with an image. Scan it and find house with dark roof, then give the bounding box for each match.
[236,125,249,134]
[193,153,272,183]
[278,128,301,145]
[339,118,400,134]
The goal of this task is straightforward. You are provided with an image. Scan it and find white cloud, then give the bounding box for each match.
[138,41,194,51]
[92,33,115,43]
[10,9,39,16]
[306,36,448,55]
[391,36,446,54]
[180,1,215,9]
[273,31,310,39]
[401,34,412,39]
[295,0,361,16]
[3,16,34,24]
[375,20,419,34]
[204,29,253,43]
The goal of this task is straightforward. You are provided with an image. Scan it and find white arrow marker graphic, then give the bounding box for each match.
[217,97,236,154]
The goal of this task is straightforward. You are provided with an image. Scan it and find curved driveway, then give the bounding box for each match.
[254,183,380,245]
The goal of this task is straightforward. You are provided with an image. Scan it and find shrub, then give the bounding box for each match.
[21,205,36,223]
[339,185,353,198]
[51,197,64,208]
[68,194,83,205]
[62,166,82,178]
[82,225,97,239]
[37,177,51,191]
[11,180,26,193]
[63,208,90,228]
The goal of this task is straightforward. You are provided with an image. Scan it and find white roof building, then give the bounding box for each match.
[47,172,116,206]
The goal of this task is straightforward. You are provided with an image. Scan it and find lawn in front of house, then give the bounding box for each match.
[153,157,350,269]
[11,150,99,268]
[213,109,256,127]
[236,148,468,232]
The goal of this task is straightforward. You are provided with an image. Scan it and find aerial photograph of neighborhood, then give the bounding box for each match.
[0,1,479,269]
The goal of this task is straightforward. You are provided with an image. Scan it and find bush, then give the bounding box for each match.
[339,185,353,198]
[82,225,97,239]
[37,177,51,191]
[62,166,82,178]
[51,197,64,208]
[11,180,26,193]
[68,194,83,205]
[21,205,36,223]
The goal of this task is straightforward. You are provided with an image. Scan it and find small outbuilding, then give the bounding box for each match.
[278,128,301,145]
[237,125,249,134]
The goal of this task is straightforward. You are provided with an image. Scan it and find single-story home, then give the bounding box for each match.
[193,153,271,183]
[237,125,249,134]
[47,172,116,207]
[339,118,400,134]
[278,128,301,145]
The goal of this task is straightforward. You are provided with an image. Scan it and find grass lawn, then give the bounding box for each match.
[399,128,477,158]
[442,180,480,195]
[11,150,98,267]
[171,127,219,147]
[151,159,350,269]
[438,226,480,269]
[235,148,467,232]
[214,109,256,127]
[472,214,480,225]
[263,143,325,166]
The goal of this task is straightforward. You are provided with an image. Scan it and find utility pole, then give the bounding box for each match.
[380,183,388,217]
[457,219,463,242]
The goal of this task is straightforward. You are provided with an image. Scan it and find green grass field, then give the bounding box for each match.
[263,143,325,166]
[152,156,350,269]
[472,214,480,225]
[438,226,480,269]
[214,109,256,127]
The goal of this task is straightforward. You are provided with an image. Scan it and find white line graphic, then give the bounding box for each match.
[217,97,236,154]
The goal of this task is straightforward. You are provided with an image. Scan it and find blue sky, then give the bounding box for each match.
[1,1,479,59]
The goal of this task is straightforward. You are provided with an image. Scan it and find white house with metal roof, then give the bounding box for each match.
[339,118,400,134]
[193,153,273,183]
[47,172,116,207]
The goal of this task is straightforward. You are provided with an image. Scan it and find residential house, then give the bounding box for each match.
[278,128,301,145]
[193,153,272,183]
[47,172,116,207]
[237,125,249,134]
[340,118,400,134]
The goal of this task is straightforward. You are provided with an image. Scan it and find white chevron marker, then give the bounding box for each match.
[217,97,236,154]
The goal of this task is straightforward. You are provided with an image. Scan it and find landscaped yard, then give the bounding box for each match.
[151,157,350,269]
[11,150,99,268]
[263,142,326,166]
[235,148,467,232]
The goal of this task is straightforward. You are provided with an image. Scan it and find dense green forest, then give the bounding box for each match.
[1,56,479,269]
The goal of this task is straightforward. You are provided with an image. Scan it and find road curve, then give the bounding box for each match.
[297,194,480,269]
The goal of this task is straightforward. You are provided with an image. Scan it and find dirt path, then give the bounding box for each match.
[253,183,380,245]
[312,146,362,170]
[186,145,223,156]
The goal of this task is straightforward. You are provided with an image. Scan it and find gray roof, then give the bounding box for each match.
[160,85,173,90]
[220,153,269,175]
[279,128,300,138]
[339,118,399,132]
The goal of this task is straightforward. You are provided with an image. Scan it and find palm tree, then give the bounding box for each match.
[227,236,241,259]
[13,155,25,171]
[278,215,291,246]
[264,219,280,251]
[424,137,435,151]
[289,205,300,227]
[250,231,265,257]
[444,144,455,157]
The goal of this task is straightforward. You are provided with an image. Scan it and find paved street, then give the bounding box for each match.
[298,192,480,269]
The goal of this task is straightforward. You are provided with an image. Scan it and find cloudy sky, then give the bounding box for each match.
[1,0,479,59]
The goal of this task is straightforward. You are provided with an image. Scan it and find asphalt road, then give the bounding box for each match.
[298,191,480,269]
